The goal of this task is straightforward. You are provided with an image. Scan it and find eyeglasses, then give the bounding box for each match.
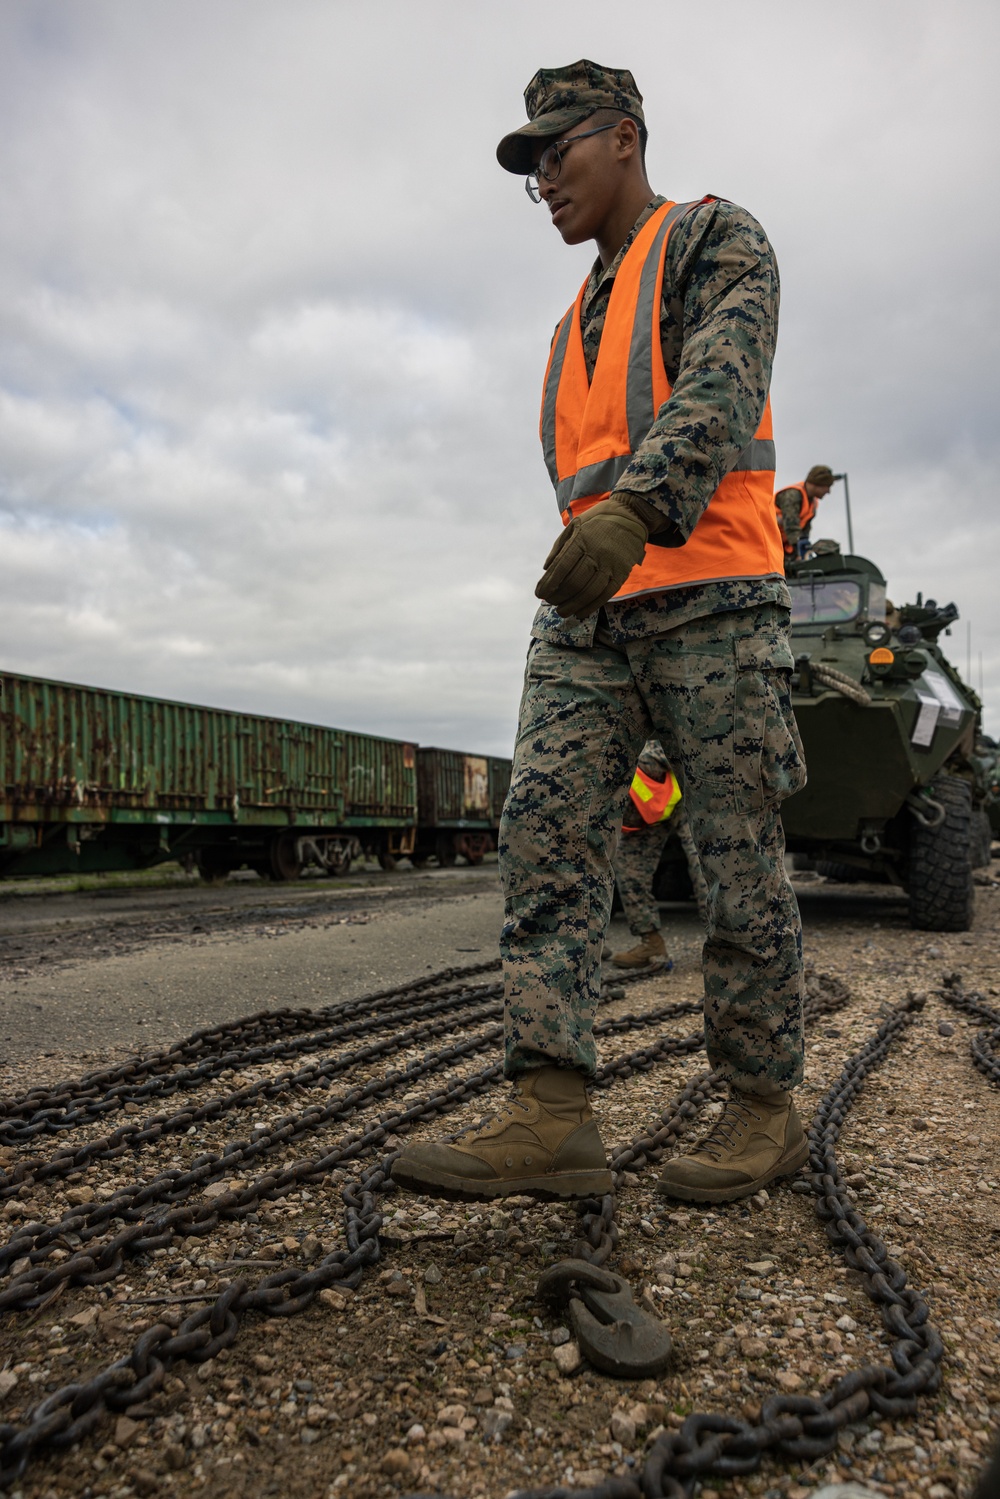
[525,121,620,202]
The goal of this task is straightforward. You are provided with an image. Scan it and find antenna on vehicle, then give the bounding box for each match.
[832,473,853,555]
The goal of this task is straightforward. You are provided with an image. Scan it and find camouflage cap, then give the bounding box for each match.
[496,59,644,175]
[806,465,836,487]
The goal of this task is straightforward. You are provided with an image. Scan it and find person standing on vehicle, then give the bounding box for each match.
[393,60,807,1208]
[774,465,836,560]
[607,739,680,970]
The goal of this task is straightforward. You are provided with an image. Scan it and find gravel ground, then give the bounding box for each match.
[0,865,997,1499]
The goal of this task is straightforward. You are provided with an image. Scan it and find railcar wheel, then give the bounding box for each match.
[908,773,974,931]
[269,833,303,882]
[378,851,397,871]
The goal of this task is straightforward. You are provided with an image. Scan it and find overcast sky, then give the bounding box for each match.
[1,0,998,754]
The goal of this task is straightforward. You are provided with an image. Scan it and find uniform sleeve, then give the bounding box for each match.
[775,487,801,543]
[612,199,779,543]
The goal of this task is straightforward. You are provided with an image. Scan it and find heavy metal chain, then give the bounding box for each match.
[0,988,508,1195]
[938,972,1000,1087]
[502,994,942,1499]
[0,992,695,1301]
[568,970,854,1271]
[0,964,505,1143]
[0,981,699,1484]
[1,963,938,1495]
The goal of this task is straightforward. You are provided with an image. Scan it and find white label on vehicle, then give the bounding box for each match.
[912,695,941,747]
[918,669,965,725]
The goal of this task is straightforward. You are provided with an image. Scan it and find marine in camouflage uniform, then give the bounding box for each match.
[615,830,671,939]
[393,60,807,1208]
[610,740,681,967]
[775,464,837,559]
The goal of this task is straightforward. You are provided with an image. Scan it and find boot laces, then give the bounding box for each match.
[694,1097,761,1162]
[454,1085,530,1142]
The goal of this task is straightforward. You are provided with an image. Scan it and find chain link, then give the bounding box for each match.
[500,993,943,1499]
[0,965,946,1495]
[0,973,691,1483]
[938,972,1000,1087]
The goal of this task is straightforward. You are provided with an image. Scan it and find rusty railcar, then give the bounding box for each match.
[0,670,416,879]
[413,746,508,866]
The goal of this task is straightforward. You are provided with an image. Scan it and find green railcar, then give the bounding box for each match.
[0,670,417,879]
[413,746,509,866]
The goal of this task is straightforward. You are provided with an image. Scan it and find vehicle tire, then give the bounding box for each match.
[908,774,974,931]
[970,807,993,869]
[269,833,303,882]
[815,860,866,884]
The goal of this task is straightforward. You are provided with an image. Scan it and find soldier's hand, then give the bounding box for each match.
[535,494,651,620]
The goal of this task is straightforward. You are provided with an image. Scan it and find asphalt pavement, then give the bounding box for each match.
[0,869,512,1062]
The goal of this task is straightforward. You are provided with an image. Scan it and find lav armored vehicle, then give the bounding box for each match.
[653,547,993,930]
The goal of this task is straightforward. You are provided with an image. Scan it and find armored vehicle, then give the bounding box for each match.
[780,547,992,930]
[651,547,993,930]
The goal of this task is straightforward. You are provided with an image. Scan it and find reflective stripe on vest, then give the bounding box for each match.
[774,482,818,555]
[539,199,784,597]
[629,767,682,824]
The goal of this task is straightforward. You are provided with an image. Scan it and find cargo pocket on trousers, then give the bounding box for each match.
[734,667,807,813]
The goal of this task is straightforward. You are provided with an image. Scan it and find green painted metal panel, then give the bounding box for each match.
[488,755,512,825]
[416,747,494,829]
[0,669,417,860]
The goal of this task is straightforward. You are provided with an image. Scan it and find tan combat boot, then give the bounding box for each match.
[611,930,668,970]
[656,1089,808,1203]
[390,1066,611,1203]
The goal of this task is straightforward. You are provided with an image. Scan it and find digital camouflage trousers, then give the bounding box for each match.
[614,805,711,934]
[613,821,673,937]
[498,604,807,1095]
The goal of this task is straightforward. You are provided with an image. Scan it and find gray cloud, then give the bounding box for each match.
[1,0,998,751]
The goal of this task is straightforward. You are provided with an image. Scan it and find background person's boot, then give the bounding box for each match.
[611,930,668,969]
[656,1089,807,1203]
[390,1066,611,1203]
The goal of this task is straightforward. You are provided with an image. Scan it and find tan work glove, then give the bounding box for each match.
[535,493,658,620]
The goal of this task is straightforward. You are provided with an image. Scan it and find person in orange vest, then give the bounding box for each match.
[608,741,681,969]
[393,60,807,1211]
[774,465,836,560]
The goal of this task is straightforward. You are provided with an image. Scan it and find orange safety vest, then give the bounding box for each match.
[540,199,784,598]
[774,482,818,556]
[623,766,682,832]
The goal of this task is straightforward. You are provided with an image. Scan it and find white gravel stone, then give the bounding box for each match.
[610,1410,636,1444]
[480,1407,513,1439]
[552,1340,583,1375]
